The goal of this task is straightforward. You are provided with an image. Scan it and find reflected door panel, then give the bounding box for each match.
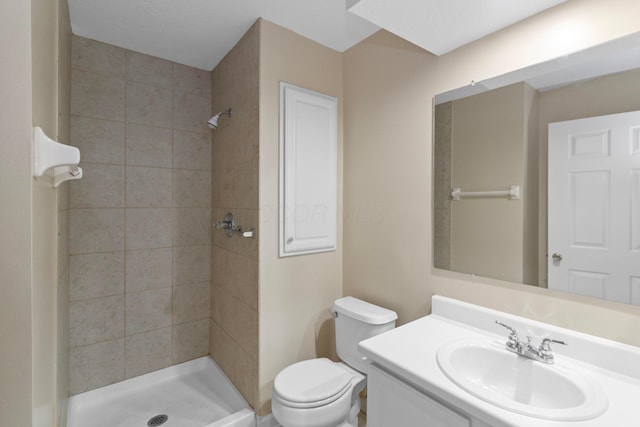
[548,110,640,304]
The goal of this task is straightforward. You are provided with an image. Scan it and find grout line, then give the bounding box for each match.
[170,61,176,365]
[123,52,128,379]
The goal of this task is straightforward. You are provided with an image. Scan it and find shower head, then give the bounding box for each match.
[207,108,232,129]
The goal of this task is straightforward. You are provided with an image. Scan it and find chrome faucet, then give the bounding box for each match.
[495,320,566,364]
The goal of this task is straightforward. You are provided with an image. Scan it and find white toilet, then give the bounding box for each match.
[271,297,397,427]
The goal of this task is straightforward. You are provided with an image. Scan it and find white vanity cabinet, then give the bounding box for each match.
[360,296,640,427]
[367,364,491,427]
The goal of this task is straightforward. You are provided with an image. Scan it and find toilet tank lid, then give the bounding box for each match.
[333,297,397,325]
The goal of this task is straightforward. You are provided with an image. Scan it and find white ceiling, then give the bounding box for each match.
[68,0,380,71]
[347,0,568,55]
[68,0,567,71]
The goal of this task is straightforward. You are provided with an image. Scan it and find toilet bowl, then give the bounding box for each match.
[272,359,365,427]
[271,297,397,427]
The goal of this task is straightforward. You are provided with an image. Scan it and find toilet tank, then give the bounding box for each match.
[332,297,397,373]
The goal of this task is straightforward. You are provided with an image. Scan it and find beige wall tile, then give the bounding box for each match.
[173,169,211,208]
[69,163,124,208]
[235,160,258,210]
[173,282,210,325]
[69,38,214,395]
[173,130,211,170]
[231,340,258,411]
[125,208,172,250]
[173,64,211,139]
[126,81,172,126]
[234,113,259,163]
[125,288,172,335]
[212,167,235,208]
[71,69,125,121]
[126,166,172,207]
[71,36,125,77]
[212,287,257,357]
[69,295,124,347]
[126,123,172,168]
[172,319,209,364]
[69,208,124,254]
[69,339,124,395]
[70,252,124,301]
[126,51,173,88]
[172,245,210,286]
[71,116,125,165]
[173,92,211,132]
[124,327,172,379]
[125,248,172,293]
[209,321,257,409]
[211,247,257,310]
[211,134,234,172]
[173,64,211,96]
[172,208,211,246]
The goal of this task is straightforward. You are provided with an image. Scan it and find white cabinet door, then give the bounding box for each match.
[548,110,640,304]
[279,83,337,257]
[367,364,471,427]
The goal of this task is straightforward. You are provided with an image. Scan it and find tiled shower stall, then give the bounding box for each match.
[68,36,213,395]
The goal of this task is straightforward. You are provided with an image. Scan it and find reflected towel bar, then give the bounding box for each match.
[451,185,520,201]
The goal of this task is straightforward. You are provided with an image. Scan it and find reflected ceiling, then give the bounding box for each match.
[347,0,567,55]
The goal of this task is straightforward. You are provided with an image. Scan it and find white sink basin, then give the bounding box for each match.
[436,339,608,421]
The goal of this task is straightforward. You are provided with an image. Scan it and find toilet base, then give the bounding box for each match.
[340,394,361,427]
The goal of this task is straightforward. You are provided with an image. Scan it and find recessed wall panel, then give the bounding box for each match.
[569,171,609,248]
[294,101,331,239]
[632,277,640,306]
[569,130,610,159]
[568,270,608,299]
[633,170,640,251]
[631,127,640,155]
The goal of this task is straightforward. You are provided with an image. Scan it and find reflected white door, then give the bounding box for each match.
[548,110,640,304]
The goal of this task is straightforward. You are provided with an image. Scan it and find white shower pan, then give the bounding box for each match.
[67,356,255,427]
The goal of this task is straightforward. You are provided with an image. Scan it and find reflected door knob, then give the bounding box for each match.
[551,252,563,262]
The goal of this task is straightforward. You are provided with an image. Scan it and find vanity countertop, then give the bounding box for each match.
[359,295,640,427]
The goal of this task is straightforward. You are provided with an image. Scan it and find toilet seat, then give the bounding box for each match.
[273,358,353,409]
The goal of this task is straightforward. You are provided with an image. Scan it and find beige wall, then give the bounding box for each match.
[0,0,35,424]
[259,19,344,415]
[31,0,60,419]
[344,0,640,346]
[68,36,212,395]
[1,0,71,425]
[344,28,434,323]
[210,21,260,410]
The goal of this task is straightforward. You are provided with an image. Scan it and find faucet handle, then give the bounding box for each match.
[495,320,518,337]
[539,337,566,352]
[538,337,567,362]
[495,320,519,350]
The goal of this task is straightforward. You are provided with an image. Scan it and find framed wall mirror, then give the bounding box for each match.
[433,32,640,305]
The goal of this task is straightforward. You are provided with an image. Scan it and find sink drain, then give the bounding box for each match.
[147,414,168,426]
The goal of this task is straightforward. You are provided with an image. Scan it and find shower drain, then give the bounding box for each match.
[147,414,168,426]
